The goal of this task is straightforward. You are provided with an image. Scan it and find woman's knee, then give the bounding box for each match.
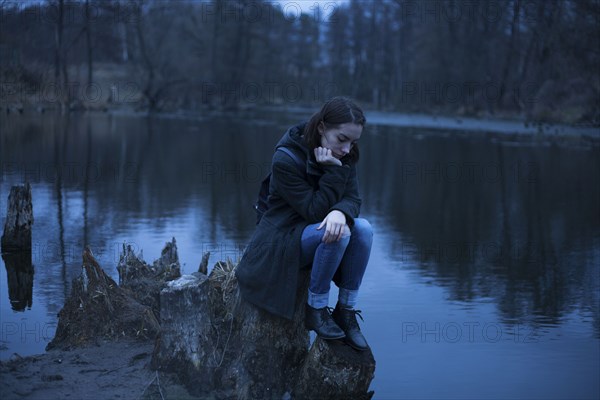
[319,227,351,250]
[342,224,351,238]
[352,218,373,238]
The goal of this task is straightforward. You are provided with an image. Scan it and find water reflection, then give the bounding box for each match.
[1,112,283,311]
[2,252,34,311]
[53,115,69,300]
[360,127,600,335]
[1,114,598,330]
[0,113,598,396]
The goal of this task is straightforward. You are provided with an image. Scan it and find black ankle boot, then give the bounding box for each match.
[332,303,369,351]
[304,304,346,340]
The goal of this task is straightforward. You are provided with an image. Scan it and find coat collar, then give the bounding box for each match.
[275,123,323,176]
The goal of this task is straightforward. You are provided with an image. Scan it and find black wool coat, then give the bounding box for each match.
[235,123,362,319]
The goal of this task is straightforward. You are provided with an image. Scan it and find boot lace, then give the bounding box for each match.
[351,309,364,322]
[340,307,364,330]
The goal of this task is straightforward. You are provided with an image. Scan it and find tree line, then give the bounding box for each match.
[0,0,598,124]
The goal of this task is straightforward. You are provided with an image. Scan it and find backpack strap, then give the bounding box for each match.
[276,146,305,175]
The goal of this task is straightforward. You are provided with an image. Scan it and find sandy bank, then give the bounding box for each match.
[0,339,199,400]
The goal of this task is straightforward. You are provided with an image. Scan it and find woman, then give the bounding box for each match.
[236,97,373,351]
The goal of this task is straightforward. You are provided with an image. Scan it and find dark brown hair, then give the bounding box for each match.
[303,97,366,164]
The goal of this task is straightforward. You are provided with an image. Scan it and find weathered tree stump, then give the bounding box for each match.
[47,247,160,350]
[1,184,35,312]
[46,239,376,397]
[117,238,181,318]
[1,183,33,252]
[152,260,376,399]
[294,337,375,399]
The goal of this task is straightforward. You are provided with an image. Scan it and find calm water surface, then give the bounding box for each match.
[1,112,598,399]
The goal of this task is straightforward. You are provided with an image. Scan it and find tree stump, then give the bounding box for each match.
[1,183,33,252]
[46,241,377,397]
[294,337,376,399]
[47,247,160,350]
[117,238,181,319]
[152,260,376,399]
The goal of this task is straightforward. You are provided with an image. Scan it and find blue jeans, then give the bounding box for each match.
[300,218,373,309]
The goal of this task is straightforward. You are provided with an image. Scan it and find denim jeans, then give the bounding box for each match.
[300,218,373,309]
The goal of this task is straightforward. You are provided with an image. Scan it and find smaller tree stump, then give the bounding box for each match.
[1,183,33,252]
[117,238,181,318]
[47,247,160,350]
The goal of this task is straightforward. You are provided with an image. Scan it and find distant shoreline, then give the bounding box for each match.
[3,101,599,139]
[264,105,600,137]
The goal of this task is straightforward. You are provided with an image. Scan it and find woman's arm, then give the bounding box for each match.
[330,164,361,227]
[271,151,352,224]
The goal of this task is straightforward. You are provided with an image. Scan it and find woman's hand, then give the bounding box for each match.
[317,210,349,243]
[314,147,342,166]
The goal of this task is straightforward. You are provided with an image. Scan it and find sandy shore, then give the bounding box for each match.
[0,339,200,400]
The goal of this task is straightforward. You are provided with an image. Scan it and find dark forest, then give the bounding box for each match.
[1,0,599,124]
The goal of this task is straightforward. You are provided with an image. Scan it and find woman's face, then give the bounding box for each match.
[318,122,363,159]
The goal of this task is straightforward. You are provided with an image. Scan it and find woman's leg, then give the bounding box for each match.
[327,218,373,350]
[300,223,351,308]
[300,223,351,339]
[335,218,373,308]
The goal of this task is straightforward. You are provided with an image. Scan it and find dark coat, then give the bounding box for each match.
[235,123,362,319]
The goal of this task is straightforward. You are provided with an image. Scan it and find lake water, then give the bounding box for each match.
[1,111,599,399]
